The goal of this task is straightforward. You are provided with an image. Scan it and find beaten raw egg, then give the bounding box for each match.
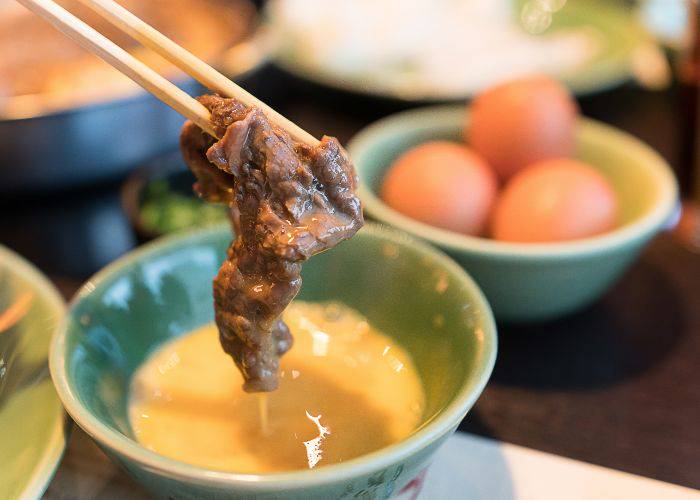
[491,158,618,243]
[468,75,578,181]
[381,141,497,235]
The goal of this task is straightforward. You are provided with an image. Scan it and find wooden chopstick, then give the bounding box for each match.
[16,0,219,138]
[17,0,320,146]
[74,0,319,147]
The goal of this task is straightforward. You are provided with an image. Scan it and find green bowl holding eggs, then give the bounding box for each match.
[348,105,678,323]
[50,223,496,499]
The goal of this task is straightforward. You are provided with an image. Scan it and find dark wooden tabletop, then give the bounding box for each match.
[3,66,699,492]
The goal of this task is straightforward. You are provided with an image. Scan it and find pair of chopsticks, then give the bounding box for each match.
[15,0,319,146]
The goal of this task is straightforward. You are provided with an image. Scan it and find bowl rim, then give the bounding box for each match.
[347,105,678,260]
[49,222,497,490]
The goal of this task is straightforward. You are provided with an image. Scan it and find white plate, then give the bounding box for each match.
[402,433,699,499]
[267,0,648,101]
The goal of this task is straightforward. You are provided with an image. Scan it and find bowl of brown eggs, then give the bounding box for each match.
[348,76,678,323]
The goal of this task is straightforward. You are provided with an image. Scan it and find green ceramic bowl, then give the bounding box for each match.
[50,223,496,499]
[347,106,678,322]
[0,245,67,499]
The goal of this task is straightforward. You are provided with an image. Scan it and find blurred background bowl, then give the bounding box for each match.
[348,105,678,323]
[120,152,228,242]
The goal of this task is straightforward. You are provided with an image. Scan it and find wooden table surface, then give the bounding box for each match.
[2,68,698,496]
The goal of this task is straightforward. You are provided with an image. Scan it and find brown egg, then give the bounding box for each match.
[381,141,497,235]
[491,158,618,243]
[468,75,579,181]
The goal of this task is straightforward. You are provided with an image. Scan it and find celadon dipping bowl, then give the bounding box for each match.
[348,106,678,323]
[50,223,497,499]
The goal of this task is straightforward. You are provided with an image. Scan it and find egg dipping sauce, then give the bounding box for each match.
[128,301,425,473]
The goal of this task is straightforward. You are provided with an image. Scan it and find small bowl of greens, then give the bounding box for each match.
[122,152,229,241]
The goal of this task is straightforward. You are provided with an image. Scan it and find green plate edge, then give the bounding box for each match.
[0,245,67,500]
